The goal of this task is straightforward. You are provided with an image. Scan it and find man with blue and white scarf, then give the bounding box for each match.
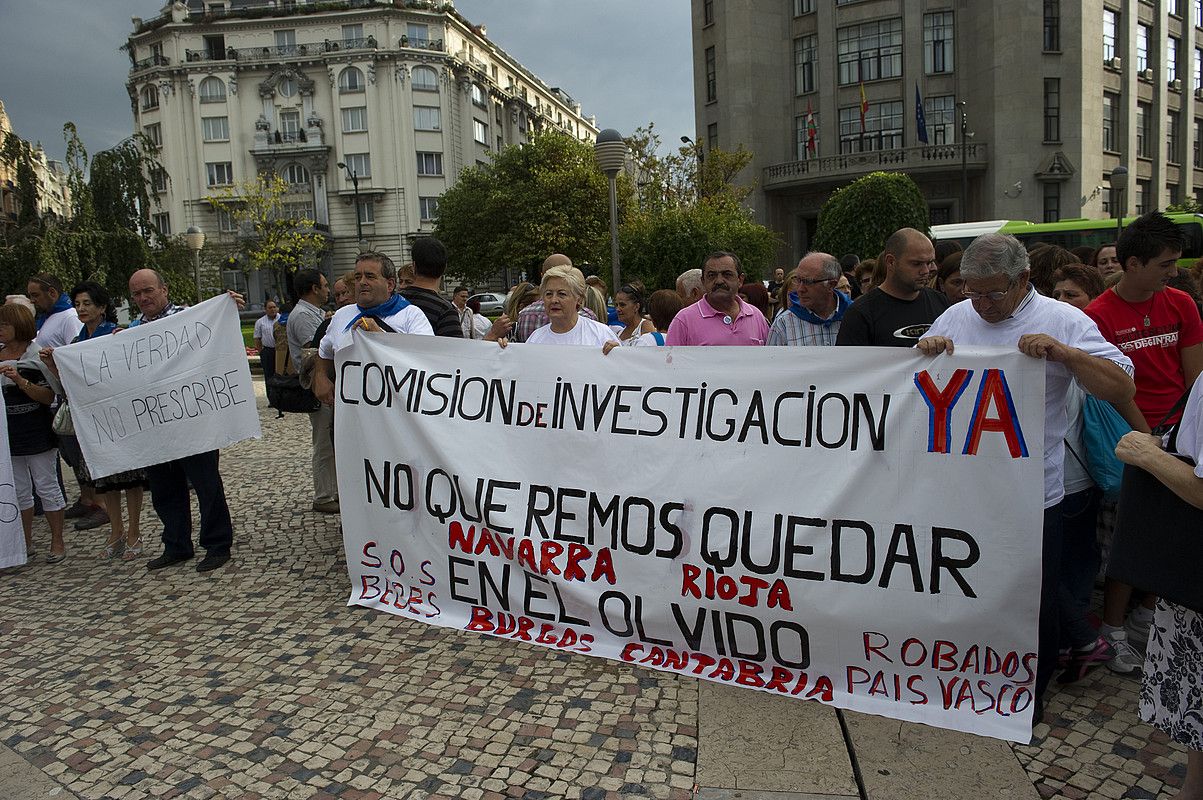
[767,252,851,347]
[28,274,80,349]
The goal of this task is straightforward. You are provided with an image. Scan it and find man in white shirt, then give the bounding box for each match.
[28,274,80,349]
[253,300,280,384]
[917,233,1135,717]
[314,251,433,406]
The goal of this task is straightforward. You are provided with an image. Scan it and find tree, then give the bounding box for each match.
[207,173,327,300]
[813,171,930,260]
[1167,196,1202,214]
[435,131,628,285]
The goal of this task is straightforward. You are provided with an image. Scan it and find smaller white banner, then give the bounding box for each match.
[0,392,26,569]
[55,295,261,478]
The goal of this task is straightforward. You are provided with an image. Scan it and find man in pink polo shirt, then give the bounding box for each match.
[665,252,769,346]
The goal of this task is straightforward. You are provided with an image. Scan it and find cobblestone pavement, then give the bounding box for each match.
[0,379,1191,799]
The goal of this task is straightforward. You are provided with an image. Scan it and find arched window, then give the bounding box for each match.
[199,76,226,103]
[412,66,438,91]
[471,83,486,107]
[281,163,310,185]
[141,84,160,110]
[339,66,364,93]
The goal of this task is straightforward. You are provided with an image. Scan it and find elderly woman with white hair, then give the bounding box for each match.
[524,265,620,347]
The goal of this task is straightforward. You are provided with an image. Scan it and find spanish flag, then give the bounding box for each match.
[859,81,869,133]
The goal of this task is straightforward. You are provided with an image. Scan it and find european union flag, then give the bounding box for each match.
[915,83,929,145]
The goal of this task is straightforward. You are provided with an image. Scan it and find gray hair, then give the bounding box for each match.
[356,250,397,281]
[676,268,703,295]
[812,254,842,281]
[961,234,1030,281]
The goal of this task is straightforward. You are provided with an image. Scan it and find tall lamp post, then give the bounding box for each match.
[956,101,969,222]
[681,135,704,199]
[336,161,363,244]
[185,225,205,302]
[1111,165,1129,239]
[594,129,628,295]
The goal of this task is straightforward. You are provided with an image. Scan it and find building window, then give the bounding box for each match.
[1170,0,1183,16]
[1196,0,1203,26]
[419,196,440,221]
[1103,92,1118,152]
[795,113,819,159]
[357,200,374,225]
[838,101,903,153]
[274,29,297,53]
[1043,183,1060,223]
[707,122,718,152]
[705,46,717,102]
[279,110,301,140]
[704,0,714,25]
[201,116,229,142]
[1169,183,1181,206]
[471,83,487,107]
[339,66,365,94]
[140,84,159,111]
[1137,24,1151,75]
[199,76,226,103]
[473,119,489,145]
[794,35,817,94]
[1103,10,1118,64]
[837,18,903,85]
[1196,119,1203,168]
[143,123,161,147]
[152,213,170,236]
[1137,179,1152,214]
[414,106,441,131]
[150,168,168,193]
[412,66,439,91]
[925,95,956,144]
[1043,0,1060,51]
[923,12,954,74]
[1043,78,1060,142]
[417,152,443,176]
[205,162,233,187]
[281,162,309,185]
[343,153,370,178]
[342,23,364,44]
[217,209,236,233]
[1137,102,1152,157]
[342,106,368,133]
[1169,36,1180,84]
[793,0,814,14]
[1168,111,1181,163]
[1196,49,1202,92]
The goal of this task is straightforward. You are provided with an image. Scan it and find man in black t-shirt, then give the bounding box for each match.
[399,237,465,338]
[835,228,950,347]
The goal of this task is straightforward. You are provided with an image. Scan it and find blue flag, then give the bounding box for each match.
[915,83,929,145]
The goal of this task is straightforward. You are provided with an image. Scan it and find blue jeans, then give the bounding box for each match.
[1057,487,1102,649]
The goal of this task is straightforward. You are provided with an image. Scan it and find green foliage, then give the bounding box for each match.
[207,173,327,299]
[813,171,930,260]
[435,131,628,285]
[1,131,39,227]
[1167,196,1202,214]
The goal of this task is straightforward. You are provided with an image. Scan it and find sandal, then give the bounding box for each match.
[102,539,125,560]
[46,550,67,564]
[122,538,144,561]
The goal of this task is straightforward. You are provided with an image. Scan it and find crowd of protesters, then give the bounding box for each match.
[3,213,1202,793]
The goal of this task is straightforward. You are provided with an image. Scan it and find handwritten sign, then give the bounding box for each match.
[0,392,25,568]
[55,295,261,478]
[335,334,1046,743]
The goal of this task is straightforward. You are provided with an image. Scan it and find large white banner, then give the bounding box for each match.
[55,295,261,478]
[336,334,1046,742]
[0,392,26,569]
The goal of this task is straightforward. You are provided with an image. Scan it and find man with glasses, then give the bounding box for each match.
[665,252,768,346]
[767,252,850,347]
[917,233,1135,716]
[836,228,949,346]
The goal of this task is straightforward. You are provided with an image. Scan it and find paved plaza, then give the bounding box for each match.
[0,378,1190,799]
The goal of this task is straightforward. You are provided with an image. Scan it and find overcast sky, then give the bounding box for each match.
[0,0,693,163]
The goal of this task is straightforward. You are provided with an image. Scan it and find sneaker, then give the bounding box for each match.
[1058,636,1116,684]
[63,500,90,519]
[73,505,110,531]
[1103,628,1143,674]
[1126,606,1155,650]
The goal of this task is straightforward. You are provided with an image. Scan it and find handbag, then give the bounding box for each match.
[1107,389,1203,614]
[266,373,321,413]
[52,400,74,436]
[1079,396,1131,499]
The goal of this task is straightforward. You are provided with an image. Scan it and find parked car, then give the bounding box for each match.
[469,292,506,314]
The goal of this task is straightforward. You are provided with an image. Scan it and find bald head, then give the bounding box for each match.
[542,253,573,275]
[881,228,937,298]
[129,268,170,319]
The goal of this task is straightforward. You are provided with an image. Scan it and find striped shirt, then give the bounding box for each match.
[767,308,841,346]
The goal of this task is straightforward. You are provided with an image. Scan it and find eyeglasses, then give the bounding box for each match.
[790,275,837,287]
[962,279,1017,302]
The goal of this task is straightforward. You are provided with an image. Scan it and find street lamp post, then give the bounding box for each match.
[956,101,969,222]
[681,135,704,199]
[336,161,363,244]
[594,129,628,295]
[1111,165,1129,239]
[185,225,206,302]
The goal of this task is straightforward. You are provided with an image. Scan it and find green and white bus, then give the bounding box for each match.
[932,215,1203,266]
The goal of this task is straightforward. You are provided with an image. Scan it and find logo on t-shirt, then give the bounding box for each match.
[893,323,933,340]
[1116,324,1180,352]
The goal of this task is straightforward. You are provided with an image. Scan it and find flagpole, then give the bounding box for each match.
[957,101,968,222]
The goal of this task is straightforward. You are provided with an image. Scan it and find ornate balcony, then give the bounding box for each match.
[763,142,989,191]
[131,53,170,73]
[183,37,377,64]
